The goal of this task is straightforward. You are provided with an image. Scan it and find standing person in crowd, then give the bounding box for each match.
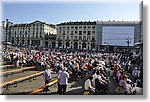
[16,59,20,68]
[132,65,140,83]
[57,66,62,94]
[43,65,52,91]
[10,52,14,64]
[58,67,69,95]
[113,61,118,79]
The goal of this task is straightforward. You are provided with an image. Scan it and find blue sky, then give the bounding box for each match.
[3,2,140,24]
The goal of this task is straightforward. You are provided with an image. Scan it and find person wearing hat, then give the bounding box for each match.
[58,67,69,95]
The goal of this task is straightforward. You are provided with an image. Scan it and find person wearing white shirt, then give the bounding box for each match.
[84,76,95,93]
[132,67,140,83]
[16,60,20,68]
[58,67,69,95]
[57,67,62,93]
[44,65,52,91]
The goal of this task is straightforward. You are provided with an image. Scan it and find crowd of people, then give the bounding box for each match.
[0,45,143,95]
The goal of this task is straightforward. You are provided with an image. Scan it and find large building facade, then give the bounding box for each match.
[10,20,56,48]
[55,21,96,50]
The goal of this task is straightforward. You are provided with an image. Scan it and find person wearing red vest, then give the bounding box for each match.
[114,62,117,79]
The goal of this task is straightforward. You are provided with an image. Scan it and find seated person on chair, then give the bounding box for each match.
[84,76,95,93]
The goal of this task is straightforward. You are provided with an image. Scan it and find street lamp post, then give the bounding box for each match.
[104,42,110,53]
[126,37,131,47]
[114,44,117,53]
[5,19,9,50]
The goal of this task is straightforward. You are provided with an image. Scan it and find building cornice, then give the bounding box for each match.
[56,21,97,26]
[11,20,56,28]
